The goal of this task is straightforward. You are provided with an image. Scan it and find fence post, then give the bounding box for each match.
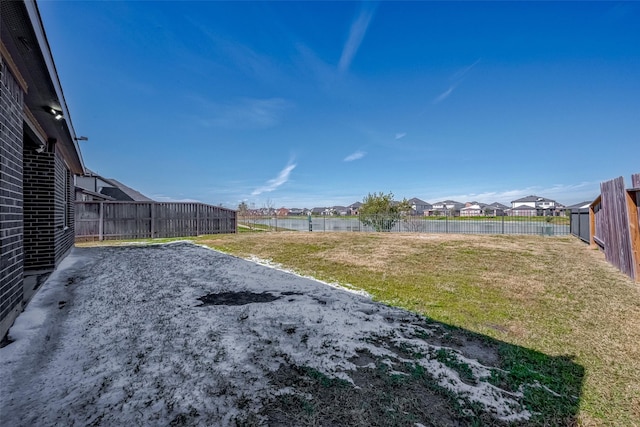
[196,204,200,236]
[445,214,448,234]
[589,199,598,248]
[150,203,155,238]
[625,188,640,281]
[98,202,104,241]
[501,214,505,234]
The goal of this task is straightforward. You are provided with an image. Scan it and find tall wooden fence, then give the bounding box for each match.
[589,174,640,282]
[75,201,237,241]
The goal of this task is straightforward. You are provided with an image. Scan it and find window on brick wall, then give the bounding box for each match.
[63,170,69,229]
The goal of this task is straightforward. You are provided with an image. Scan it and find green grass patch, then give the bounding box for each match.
[192,232,639,426]
[84,232,640,425]
[434,348,476,384]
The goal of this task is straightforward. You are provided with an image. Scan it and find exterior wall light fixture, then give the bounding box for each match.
[45,107,63,120]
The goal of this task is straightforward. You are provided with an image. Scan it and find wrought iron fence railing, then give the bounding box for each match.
[238,214,570,236]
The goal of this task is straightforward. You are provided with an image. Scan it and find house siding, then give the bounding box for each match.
[0,57,25,334]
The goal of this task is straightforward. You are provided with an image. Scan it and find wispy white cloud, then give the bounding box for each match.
[432,59,481,105]
[192,23,282,83]
[196,97,291,129]
[338,3,377,73]
[433,85,456,104]
[251,162,297,196]
[450,58,481,82]
[294,43,340,89]
[395,132,407,140]
[344,151,367,162]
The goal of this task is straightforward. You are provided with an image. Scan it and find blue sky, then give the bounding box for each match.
[39,1,639,208]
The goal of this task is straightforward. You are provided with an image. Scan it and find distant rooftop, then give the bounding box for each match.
[106,178,153,202]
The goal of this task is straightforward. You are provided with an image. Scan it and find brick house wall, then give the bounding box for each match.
[54,154,75,264]
[22,148,75,271]
[0,57,25,333]
[22,149,55,270]
[1,0,85,340]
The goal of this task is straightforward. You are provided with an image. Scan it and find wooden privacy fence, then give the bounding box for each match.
[75,201,237,241]
[589,173,640,282]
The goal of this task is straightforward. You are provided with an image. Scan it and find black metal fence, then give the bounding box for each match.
[569,209,591,243]
[240,215,570,236]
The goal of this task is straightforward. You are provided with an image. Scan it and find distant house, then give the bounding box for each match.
[311,207,326,216]
[1,0,85,338]
[510,195,561,216]
[348,202,362,216]
[75,169,153,202]
[259,207,274,216]
[431,200,464,216]
[565,201,593,211]
[407,198,431,216]
[332,206,349,216]
[276,207,289,217]
[563,201,592,216]
[460,202,484,217]
[287,208,304,216]
[102,178,152,201]
[75,186,114,202]
[483,202,509,216]
[509,205,538,217]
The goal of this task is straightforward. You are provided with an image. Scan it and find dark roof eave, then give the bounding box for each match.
[24,1,85,174]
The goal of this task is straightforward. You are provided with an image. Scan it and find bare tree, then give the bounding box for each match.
[263,198,275,217]
[238,201,254,230]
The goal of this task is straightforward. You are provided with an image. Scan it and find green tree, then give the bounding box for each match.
[359,192,411,232]
[238,201,248,216]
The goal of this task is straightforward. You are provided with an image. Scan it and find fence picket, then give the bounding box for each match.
[589,174,640,281]
[75,201,237,241]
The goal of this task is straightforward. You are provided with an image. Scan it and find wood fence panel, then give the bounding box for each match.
[75,201,236,241]
[633,174,640,239]
[626,189,640,281]
[599,176,635,278]
[75,202,101,241]
[591,200,604,247]
[627,173,640,280]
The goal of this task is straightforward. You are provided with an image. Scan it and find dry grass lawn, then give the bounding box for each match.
[80,233,640,426]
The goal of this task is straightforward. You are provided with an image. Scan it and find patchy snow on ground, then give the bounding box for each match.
[244,253,371,298]
[1,242,532,426]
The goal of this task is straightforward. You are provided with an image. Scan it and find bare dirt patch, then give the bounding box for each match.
[197,291,280,306]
